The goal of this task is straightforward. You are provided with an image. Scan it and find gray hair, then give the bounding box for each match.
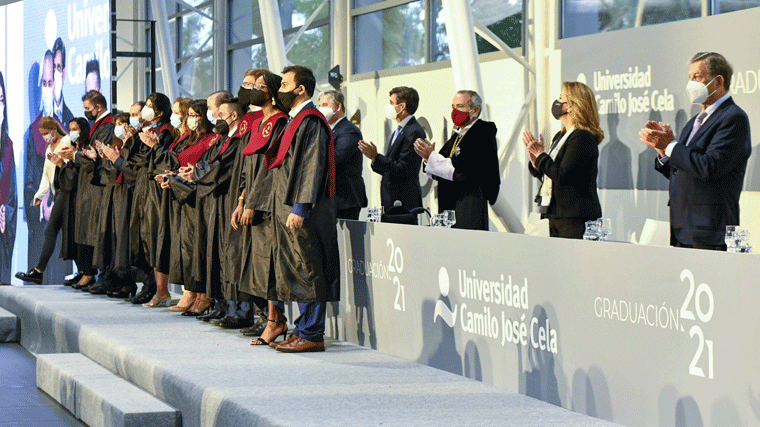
[690,52,732,91]
[319,90,345,112]
[457,90,482,114]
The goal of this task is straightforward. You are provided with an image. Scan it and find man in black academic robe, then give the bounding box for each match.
[415,90,500,231]
[266,66,339,353]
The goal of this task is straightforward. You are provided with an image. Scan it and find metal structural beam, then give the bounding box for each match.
[285,0,329,53]
[151,0,179,101]
[440,0,485,115]
[259,0,290,72]
[213,0,228,90]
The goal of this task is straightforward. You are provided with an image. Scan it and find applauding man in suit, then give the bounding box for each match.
[359,87,426,211]
[414,90,500,230]
[640,52,751,250]
[318,90,368,220]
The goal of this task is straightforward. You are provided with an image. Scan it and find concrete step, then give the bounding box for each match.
[37,353,181,427]
[0,306,19,342]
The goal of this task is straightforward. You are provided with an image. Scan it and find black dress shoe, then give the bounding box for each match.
[15,268,43,284]
[213,316,254,329]
[241,317,267,336]
[64,273,83,286]
[131,283,156,305]
[88,283,108,295]
[197,309,225,322]
[72,277,96,290]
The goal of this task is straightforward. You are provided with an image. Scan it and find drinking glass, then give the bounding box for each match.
[443,210,456,228]
[598,217,612,241]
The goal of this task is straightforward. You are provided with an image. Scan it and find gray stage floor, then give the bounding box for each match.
[0,285,620,427]
[0,343,85,427]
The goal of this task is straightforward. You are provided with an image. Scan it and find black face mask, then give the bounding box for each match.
[213,118,230,135]
[84,110,96,121]
[249,88,268,107]
[237,86,255,107]
[551,100,566,120]
[278,89,298,111]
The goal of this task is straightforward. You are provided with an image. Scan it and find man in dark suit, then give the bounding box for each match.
[641,52,751,250]
[414,90,500,231]
[359,86,426,211]
[52,38,74,130]
[318,90,367,220]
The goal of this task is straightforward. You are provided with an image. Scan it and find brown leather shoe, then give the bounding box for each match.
[271,333,297,348]
[275,337,325,353]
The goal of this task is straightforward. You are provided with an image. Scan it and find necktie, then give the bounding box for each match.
[686,111,708,146]
[390,125,402,146]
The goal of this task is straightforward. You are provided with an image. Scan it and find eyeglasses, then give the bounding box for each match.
[242,82,254,89]
[253,84,267,90]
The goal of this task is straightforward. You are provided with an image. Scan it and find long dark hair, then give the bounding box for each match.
[188,99,211,145]
[70,117,91,149]
[146,92,172,126]
[262,73,287,113]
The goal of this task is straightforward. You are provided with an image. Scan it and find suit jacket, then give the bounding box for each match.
[332,117,368,210]
[529,129,602,220]
[433,119,500,230]
[371,116,426,210]
[655,97,751,246]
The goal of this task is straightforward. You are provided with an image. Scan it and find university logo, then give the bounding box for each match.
[434,267,457,327]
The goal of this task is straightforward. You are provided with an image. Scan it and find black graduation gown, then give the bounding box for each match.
[165,133,223,291]
[56,162,78,261]
[93,144,130,271]
[432,119,500,231]
[238,114,288,300]
[171,131,245,299]
[0,135,17,283]
[260,107,340,302]
[132,124,175,273]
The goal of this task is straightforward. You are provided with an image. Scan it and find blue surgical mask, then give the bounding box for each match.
[206,109,218,125]
[129,116,141,129]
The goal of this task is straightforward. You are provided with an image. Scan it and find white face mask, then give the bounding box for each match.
[41,86,54,115]
[114,125,126,140]
[54,71,63,102]
[206,109,218,125]
[318,106,335,122]
[170,113,182,129]
[385,103,400,121]
[187,116,199,131]
[129,116,141,129]
[686,76,718,105]
[69,130,80,143]
[141,106,155,122]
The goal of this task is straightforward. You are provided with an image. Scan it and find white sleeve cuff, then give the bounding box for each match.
[664,140,678,157]
[426,151,455,181]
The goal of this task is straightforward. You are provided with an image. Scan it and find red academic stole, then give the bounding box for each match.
[265,108,335,198]
[178,133,221,167]
[241,112,287,156]
[169,130,191,152]
[88,114,114,140]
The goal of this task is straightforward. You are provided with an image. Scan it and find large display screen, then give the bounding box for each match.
[1,0,110,284]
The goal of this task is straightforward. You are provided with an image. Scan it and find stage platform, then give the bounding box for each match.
[0,285,618,427]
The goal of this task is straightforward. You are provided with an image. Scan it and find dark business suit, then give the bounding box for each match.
[332,117,367,220]
[529,129,602,239]
[432,119,500,230]
[655,97,751,247]
[371,116,426,211]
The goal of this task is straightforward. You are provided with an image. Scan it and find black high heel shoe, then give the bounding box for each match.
[251,319,288,346]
